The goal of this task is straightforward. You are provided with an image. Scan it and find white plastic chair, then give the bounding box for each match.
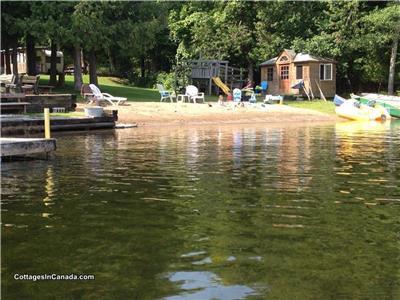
[156,84,174,102]
[89,84,127,106]
[185,85,204,103]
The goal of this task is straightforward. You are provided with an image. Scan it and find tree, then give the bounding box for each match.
[169,1,259,79]
[29,2,76,86]
[73,1,116,86]
[362,3,400,95]
[1,1,31,80]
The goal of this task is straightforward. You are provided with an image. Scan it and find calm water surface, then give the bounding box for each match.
[2,121,400,299]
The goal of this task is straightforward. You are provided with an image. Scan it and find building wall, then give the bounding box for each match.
[261,61,336,98]
[308,62,336,98]
[260,65,280,95]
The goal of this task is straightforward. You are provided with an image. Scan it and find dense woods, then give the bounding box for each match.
[1,0,399,94]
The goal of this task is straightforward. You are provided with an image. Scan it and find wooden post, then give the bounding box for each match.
[315,80,326,101]
[44,108,50,139]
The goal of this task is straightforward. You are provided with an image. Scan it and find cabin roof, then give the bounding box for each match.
[259,57,278,66]
[260,50,336,66]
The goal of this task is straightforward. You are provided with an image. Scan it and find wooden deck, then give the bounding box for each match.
[1,115,116,136]
[0,138,56,158]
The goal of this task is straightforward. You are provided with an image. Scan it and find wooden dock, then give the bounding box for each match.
[0,138,56,158]
[1,115,116,136]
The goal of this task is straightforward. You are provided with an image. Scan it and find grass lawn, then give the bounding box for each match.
[40,74,159,102]
[39,74,217,102]
[285,100,336,115]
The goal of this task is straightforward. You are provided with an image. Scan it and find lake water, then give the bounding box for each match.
[2,121,400,299]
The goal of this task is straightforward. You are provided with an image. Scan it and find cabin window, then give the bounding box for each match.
[267,67,273,81]
[280,65,289,79]
[279,56,289,62]
[296,65,303,79]
[320,63,332,80]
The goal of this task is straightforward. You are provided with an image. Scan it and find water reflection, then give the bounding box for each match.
[165,271,256,300]
[2,122,400,299]
[43,166,55,206]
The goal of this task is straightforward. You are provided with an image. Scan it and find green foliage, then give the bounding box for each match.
[172,61,191,94]
[156,72,175,91]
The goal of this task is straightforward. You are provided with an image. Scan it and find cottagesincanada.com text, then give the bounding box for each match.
[14,273,95,281]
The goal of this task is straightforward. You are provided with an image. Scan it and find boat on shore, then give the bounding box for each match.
[351,93,400,118]
[334,95,391,121]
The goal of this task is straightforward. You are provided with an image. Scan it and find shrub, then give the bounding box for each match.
[156,72,175,90]
[125,70,157,88]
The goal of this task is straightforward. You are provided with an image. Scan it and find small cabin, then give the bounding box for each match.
[35,49,64,74]
[260,49,336,98]
[0,47,64,75]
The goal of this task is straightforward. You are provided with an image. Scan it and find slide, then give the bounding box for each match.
[212,77,231,95]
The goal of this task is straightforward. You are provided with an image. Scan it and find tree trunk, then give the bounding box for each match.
[81,50,88,75]
[73,45,83,91]
[88,49,98,86]
[108,48,115,75]
[58,72,65,87]
[140,56,145,78]
[5,46,11,74]
[11,41,19,82]
[388,27,399,95]
[49,41,58,86]
[26,34,36,75]
[247,61,254,82]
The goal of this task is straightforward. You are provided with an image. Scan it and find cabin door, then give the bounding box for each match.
[279,64,290,94]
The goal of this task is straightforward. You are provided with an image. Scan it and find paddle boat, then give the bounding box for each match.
[334,95,391,121]
[351,93,400,119]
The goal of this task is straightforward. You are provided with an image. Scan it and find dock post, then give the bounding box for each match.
[44,108,51,139]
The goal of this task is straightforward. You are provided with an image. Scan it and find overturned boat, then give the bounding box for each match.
[334,95,391,121]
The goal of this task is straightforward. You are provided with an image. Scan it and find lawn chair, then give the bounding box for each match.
[89,84,127,106]
[156,84,174,102]
[233,88,242,102]
[185,85,204,103]
[81,84,95,104]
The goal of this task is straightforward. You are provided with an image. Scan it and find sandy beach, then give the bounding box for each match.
[79,102,337,126]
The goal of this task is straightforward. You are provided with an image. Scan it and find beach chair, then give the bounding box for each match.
[157,84,174,102]
[185,85,204,103]
[233,88,242,102]
[89,84,127,106]
[81,84,95,104]
[264,95,283,105]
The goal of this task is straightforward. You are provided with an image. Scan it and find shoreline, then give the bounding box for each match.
[92,102,339,127]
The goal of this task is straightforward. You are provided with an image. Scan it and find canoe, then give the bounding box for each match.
[351,94,400,118]
[335,98,391,121]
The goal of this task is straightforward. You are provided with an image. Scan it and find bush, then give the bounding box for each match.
[125,70,157,88]
[156,72,175,90]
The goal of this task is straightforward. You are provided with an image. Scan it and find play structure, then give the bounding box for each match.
[188,60,246,95]
[212,77,231,95]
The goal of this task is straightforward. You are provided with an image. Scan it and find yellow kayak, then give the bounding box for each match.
[335,99,391,121]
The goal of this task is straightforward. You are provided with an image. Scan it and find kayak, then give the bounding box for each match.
[335,98,391,121]
[333,94,346,106]
[351,93,400,118]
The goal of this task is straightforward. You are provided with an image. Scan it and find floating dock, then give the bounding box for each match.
[0,138,56,158]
